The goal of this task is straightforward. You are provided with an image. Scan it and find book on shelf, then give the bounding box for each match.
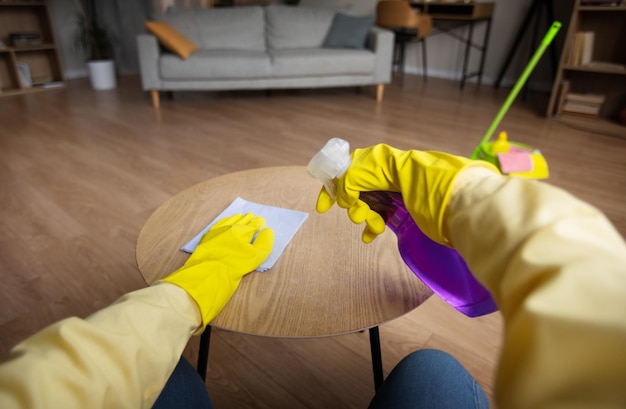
[556,88,605,119]
[16,62,32,88]
[565,92,605,105]
[564,31,594,66]
[562,101,602,115]
[9,33,42,48]
[581,31,594,66]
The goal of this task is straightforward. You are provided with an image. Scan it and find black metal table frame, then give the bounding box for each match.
[196,325,385,391]
[426,16,493,89]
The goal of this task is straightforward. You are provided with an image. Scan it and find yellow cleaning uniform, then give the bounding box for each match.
[1,168,625,408]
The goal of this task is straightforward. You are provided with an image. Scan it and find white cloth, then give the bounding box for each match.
[181,197,308,271]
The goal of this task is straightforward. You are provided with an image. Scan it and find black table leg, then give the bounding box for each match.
[197,325,211,381]
[198,325,383,389]
[477,18,492,87]
[369,326,384,391]
[460,21,475,90]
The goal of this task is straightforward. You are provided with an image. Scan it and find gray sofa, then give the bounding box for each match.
[137,5,393,108]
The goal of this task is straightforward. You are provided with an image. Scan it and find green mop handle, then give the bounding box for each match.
[471,21,562,159]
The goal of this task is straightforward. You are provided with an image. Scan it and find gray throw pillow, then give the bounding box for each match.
[322,13,375,49]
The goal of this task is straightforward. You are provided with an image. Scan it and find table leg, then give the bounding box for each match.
[477,18,492,87]
[398,39,407,88]
[460,21,475,90]
[198,325,384,389]
[369,326,384,391]
[197,325,212,381]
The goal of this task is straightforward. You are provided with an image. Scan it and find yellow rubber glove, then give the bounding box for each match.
[316,144,498,244]
[161,213,274,330]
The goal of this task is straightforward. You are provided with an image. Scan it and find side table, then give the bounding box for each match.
[136,166,432,390]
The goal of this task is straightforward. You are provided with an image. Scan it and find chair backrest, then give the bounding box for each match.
[376,0,418,28]
[376,0,432,38]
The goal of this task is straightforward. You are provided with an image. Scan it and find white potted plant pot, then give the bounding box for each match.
[88,60,116,90]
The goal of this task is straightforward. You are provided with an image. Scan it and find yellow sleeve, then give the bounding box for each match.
[0,282,201,409]
[447,168,626,408]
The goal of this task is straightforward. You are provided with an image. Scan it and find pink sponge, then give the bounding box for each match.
[497,148,534,173]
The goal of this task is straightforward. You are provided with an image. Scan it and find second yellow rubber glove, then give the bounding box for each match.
[316,144,498,244]
[160,213,274,330]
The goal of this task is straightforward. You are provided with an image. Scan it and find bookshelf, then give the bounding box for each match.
[547,1,626,138]
[0,0,66,97]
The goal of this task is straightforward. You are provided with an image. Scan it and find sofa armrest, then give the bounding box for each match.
[367,26,394,84]
[137,34,162,91]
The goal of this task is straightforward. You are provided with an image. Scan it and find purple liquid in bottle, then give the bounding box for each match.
[361,191,497,317]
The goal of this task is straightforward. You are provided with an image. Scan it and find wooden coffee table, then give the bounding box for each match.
[136,166,432,389]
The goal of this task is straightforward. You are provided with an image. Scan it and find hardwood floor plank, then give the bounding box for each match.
[1,74,624,408]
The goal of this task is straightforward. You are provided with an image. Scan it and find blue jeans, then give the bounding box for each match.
[152,357,214,409]
[369,349,489,409]
[155,350,487,408]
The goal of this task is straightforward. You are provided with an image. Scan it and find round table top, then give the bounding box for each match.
[136,166,432,338]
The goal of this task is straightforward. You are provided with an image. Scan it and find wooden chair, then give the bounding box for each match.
[376,0,432,87]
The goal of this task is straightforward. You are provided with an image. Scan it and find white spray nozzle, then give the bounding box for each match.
[307,138,352,199]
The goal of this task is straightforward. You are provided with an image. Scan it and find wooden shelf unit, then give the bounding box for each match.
[547,1,626,137]
[0,0,66,97]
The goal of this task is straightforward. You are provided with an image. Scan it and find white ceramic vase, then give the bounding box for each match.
[88,60,116,90]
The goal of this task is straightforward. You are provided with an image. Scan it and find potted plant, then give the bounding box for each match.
[74,0,116,90]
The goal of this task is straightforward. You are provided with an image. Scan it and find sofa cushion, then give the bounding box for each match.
[323,13,375,49]
[160,50,272,80]
[269,48,375,77]
[144,21,199,59]
[265,6,336,50]
[163,7,266,51]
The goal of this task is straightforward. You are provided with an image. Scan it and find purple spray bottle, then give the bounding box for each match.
[307,138,497,317]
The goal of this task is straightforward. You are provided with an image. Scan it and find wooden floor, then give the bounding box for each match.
[1,75,624,408]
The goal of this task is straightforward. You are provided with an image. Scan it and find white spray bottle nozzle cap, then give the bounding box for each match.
[307,138,352,199]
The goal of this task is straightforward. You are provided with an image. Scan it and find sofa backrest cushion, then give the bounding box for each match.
[265,6,336,50]
[322,13,375,49]
[162,6,266,51]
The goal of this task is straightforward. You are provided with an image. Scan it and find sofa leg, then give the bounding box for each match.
[376,84,384,102]
[151,90,160,109]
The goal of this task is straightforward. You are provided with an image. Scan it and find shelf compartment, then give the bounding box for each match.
[0,4,53,46]
[15,48,63,86]
[575,10,626,66]
[560,69,626,120]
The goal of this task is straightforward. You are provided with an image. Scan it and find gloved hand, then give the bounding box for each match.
[316,144,498,244]
[160,213,274,330]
